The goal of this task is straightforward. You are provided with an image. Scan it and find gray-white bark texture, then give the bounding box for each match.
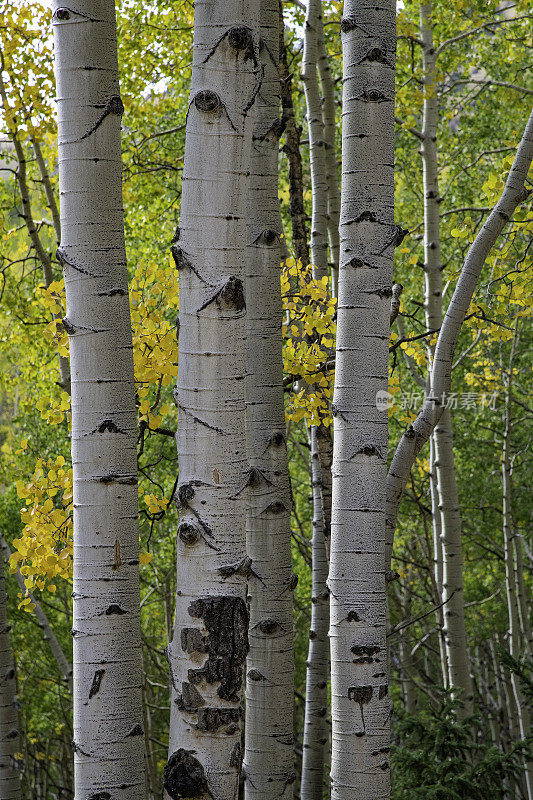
[243,2,294,798]
[0,537,72,695]
[300,426,330,800]
[502,334,532,800]
[0,554,21,800]
[302,0,329,278]
[386,107,533,546]
[330,3,396,798]
[316,21,340,293]
[52,2,145,798]
[419,2,472,711]
[166,3,259,800]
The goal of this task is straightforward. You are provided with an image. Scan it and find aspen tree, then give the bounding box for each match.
[330,2,396,798]
[419,2,472,711]
[165,3,259,799]
[52,2,145,798]
[501,328,532,800]
[300,6,334,797]
[0,555,21,800]
[279,2,310,268]
[387,107,533,545]
[243,1,294,797]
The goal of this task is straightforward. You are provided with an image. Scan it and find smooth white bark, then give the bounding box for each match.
[243,2,294,797]
[386,108,533,545]
[419,3,472,711]
[166,4,259,799]
[0,553,21,800]
[330,3,396,798]
[52,2,145,797]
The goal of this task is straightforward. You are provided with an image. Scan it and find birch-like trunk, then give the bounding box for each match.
[429,436,448,688]
[300,426,330,800]
[279,2,310,267]
[502,333,532,800]
[316,21,341,293]
[0,553,21,800]
[243,3,294,798]
[302,0,329,278]
[300,6,334,796]
[386,107,533,547]
[330,3,396,798]
[166,4,259,800]
[419,3,472,712]
[52,3,144,798]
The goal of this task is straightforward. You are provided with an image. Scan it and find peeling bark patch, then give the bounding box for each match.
[196,707,240,733]
[181,627,207,654]
[187,596,248,701]
[194,90,220,114]
[89,669,105,699]
[164,749,209,800]
[177,682,205,711]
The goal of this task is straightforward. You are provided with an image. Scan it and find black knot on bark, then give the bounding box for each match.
[107,95,124,116]
[259,619,280,635]
[365,47,387,63]
[340,16,356,32]
[178,523,200,546]
[54,7,70,19]
[164,749,209,800]
[271,431,285,447]
[194,90,220,114]
[178,482,196,506]
[362,89,387,103]
[394,226,409,247]
[220,276,245,311]
[261,229,279,245]
[247,669,265,681]
[125,723,144,737]
[228,25,254,53]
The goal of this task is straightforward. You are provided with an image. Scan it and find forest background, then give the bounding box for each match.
[0,0,531,798]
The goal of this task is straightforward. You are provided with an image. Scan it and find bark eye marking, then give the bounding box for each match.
[361,47,388,64]
[194,90,220,114]
[164,749,209,800]
[247,669,266,682]
[53,7,70,19]
[178,522,201,546]
[361,89,388,103]
[346,610,361,622]
[340,17,357,33]
[355,444,384,459]
[88,668,105,699]
[227,26,254,53]
[378,684,389,699]
[258,618,280,635]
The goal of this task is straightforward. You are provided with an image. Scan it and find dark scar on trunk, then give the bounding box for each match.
[187,596,249,701]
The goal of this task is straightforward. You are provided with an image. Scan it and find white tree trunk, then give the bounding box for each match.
[243,2,294,798]
[386,108,533,545]
[502,332,532,800]
[330,2,396,798]
[300,427,330,800]
[52,2,145,797]
[0,553,21,800]
[419,2,472,712]
[166,3,259,800]
[302,0,329,278]
[317,21,341,293]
